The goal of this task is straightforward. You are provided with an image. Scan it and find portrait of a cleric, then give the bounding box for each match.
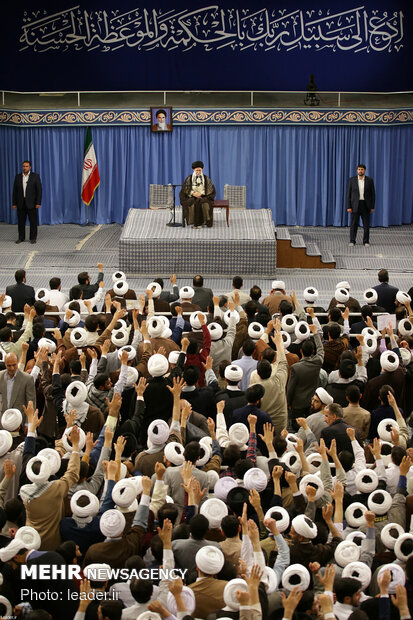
[151,107,172,132]
[180,160,216,228]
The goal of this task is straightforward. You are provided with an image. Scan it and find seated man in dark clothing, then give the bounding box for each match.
[180,161,216,228]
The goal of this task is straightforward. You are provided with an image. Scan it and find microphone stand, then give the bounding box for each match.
[166,184,183,228]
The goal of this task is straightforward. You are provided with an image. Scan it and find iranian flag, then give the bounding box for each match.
[81,127,100,205]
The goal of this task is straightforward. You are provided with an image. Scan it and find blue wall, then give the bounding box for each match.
[1,1,411,92]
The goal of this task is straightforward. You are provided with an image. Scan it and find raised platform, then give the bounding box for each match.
[119,208,277,276]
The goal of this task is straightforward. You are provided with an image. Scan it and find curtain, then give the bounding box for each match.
[1,124,412,226]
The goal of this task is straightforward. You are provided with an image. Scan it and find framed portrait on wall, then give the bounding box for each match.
[151,107,173,132]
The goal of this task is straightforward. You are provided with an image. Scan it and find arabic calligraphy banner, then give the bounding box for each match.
[0,1,411,92]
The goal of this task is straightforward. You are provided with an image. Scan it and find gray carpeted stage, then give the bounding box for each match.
[119,208,277,276]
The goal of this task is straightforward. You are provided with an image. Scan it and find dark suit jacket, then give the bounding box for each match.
[12,171,42,209]
[347,175,375,213]
[160,286,179,303]
[372,282,399,314]
[80,271,104,299]
[321,419,361,454]
[5,282,35,312]
[192,287,214,312]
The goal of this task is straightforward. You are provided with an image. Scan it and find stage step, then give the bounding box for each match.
[275,228,336,269]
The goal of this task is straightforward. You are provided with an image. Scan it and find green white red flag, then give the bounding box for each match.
[81,127,100,205]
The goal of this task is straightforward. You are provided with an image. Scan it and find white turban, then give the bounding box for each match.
[280,451,301,475]
[70,327,88,348]
[362,326,378,339]
[180,286,194,299]
[195,545,225,575]
[112,479,137,508]
[307,453,323,474]
[208,322,223,341]
[355,469,379,494]
[272,280,285,290]
[37,337,56,353]
[285,433,299,452]
[224,365,243,382]
[190,311,207,330]
[345,502,367,528]
[342,562,372,590]
[37,448,61,475]
[111,328,129,347]
[0,596,12,617]
[281,331,291,348]
[2,296,12,309]
[336,281,351,290]
[65,380,88,408]
[380,350,400,372]
[71,490,100,517]
[299,474,325,501]
[381,523,405,550]
[248,322,265,340]
[125,366,139,388]
[146,282,162,298]
[148,420,169,446]
[83,563,112,582]
[295,321,311,342]
[282,564,311,591]
[368,489,392,515]
[345,531,366,546]
[264,506,290,533]
[224,309,240,326]
[0,430,13,457]
[0,526,41,562]
[196,443,212,467]
[394,533,413,562]
[112,271,126,282]
[36,288,50,303]
[214,477,238,502]
[26,455,51,483]
[113,280,129,296]
[291,515,317,539]
[136,612,161,620]
[377,418,399,443]
[315,387,334,406]
[147,354,169,377]
[200,498,228,529]
[243,467,268,492]
[303,287,318,302]
[147,317,165,338]
[223,579,249,610]
[334,540,361,567]
[380,441,393,466]
[363,289,378,304]
[166,586,196,616]
[67,310,81,327]
[399,318,413,338]
[281,314,297,333]
[261,566,279,593]
[117,345,136,362]
[396,291,411,305]
[100,509,126,538]
[164,442,185,466]
[228,423,249,447]
[377,563,405,594]
[335,288,349,304]
[168,350,181,365]
[62,426,86,453]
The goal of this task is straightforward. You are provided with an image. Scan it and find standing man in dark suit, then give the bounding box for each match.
[5,269,35,313]
[347,163,375,247]
[372,268,399,314]
[12,160,42,244]
[192,275,214,312]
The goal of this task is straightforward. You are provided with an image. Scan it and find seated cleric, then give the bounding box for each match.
[179,160,216,229]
